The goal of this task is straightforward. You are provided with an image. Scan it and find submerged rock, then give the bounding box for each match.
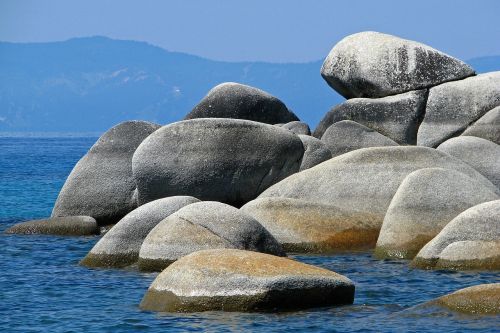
[298,135,332,171]
[52,121,160,225]
[185,82,298,124]
[320,31,474,98]
[5,216,98,236]
[132,118,304,207]
[282,121,311,135]
[375,168,499,259]
[80,196,200,268]
[138,201,284,271]
[140,249,355,312]
[461,106,500,145]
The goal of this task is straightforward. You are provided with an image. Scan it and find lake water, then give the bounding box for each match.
[0,136,498,332]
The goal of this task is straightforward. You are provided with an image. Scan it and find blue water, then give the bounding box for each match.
[0,136,499,332]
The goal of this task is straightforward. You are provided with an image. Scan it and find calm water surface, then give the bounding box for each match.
[0,136,498,332]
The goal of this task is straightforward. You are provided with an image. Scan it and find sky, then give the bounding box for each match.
[1,0,500,63]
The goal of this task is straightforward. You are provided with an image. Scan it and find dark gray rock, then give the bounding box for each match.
[140,249,355,312]
[138,201,285,271]
[282,121,311,135]
[132,118,304,207]
[461,106,500,145]
[418,72,500,147]
[52,121,160,225]
[80,196,200,268]
[184,82,299,124]
[320,31,474,98]
[298,135,332,171]
[437,136,500,189]
[5,216,99,236]
[321,120,398,158]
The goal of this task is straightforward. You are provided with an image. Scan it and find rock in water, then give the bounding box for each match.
[132,118,304,206]
[80,196,200,268]
[5,216,98,236]
[298,135,332,171]
[313,90,427,144]
[418,72,500,147]
[138,201,285,271]
[412,200,500,270]
[52,121,160,225]
[184,82,299,124]
[321,120,398,158]
[140,249,355,312]
[437,136,500,189]
[320,31,474,98]
[241,197,380,252]
[461,106,500,145]
[282,121,311,135]
[375,168,499,259]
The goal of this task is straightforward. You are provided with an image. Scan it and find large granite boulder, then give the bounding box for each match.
[258,147,497,230]
[298,135,332,171]
[184,82,298,124]
[461,106,500,144]
[138,201,285,271]
[241,197,380,252]
[140,249,355,312]
[412,200,500,270]
[132,118,304,206]
[52,121,160,225]
[320,31,474,99]
[281,121,311,135]
[80,196,200,268]
[418,72,500,147]
[437,136,500,189]
[321,120,398,158]
[375,168,499,259]
[313,90,427,144]
[5,216,98,236]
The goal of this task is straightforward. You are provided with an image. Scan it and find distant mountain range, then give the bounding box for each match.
[0,37,498,132]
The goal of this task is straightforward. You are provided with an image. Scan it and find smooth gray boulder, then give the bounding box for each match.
[412,200,500,270]
[461,106,500,144]
[132,118,304,207]
[52,121,160,225]
[320,31,474,99]
[184,82,298,124]
[313,90,427,144]
[80,196,200,268]
[375,168,499,259]
[437,136,500,189]
[5,216,99,236]
[282,121,311,135]
[418,72,500,147]
[321,120,398,158]
[140,249,355,312]
[258,146,498,231]
[298,135,332,171]
[138,201,285,271]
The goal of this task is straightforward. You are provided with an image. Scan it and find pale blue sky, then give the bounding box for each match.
[1,0,499,62]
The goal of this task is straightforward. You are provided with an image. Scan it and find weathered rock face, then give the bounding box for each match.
[375,168,499,260]
[140,249,355,312]
[5,216,99,236]
[412,200,500,270]
[298,135,332,171]
[281,121,311,135]
[418,72,500,147]
[138,201,285,271]
[320,31,474,99]
[461,106,500,145]
[52,121,161,225]
[437,136,500,189]
[184,82,299,124]
[241,197,380,253]
[80,196,200,268]
[313,90,427,144]
[132,118,304,207]
[258,147,495,229]
[321,120,398,158]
